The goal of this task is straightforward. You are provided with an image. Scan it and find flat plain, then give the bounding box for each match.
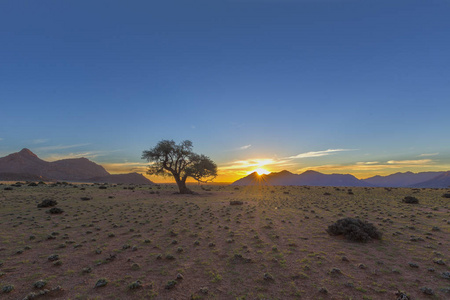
[0,182,449,299]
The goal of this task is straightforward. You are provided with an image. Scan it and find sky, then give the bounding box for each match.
[1,0,449,183]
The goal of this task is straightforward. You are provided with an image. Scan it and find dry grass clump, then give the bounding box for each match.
[326,217,382,242]
[37,199,57,208]
[47,207,64,214]
[402,196,419,204]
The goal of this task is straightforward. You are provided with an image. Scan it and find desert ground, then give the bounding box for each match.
[0,182,448,299]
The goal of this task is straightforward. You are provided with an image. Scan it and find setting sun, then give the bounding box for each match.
[254,168,271,175]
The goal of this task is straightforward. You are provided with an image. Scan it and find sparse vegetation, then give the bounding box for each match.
[402,196,419,204]
[37,199,58,208]
[47,207,64,214]
[327,217,382,242]
[0,184,448,299]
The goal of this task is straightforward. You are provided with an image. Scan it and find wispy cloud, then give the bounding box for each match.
[32,139,49,144]
[44,151,105,161]
[102,162,149,174]
[297,159,436,173]
[0,138,3,141]
[289,148,357,159]
[36,143,90,151]
[387,159,433,165]
[238,144,251,150]
[356,161,379,165]
[418,153,439,157]
[220,158,292,171]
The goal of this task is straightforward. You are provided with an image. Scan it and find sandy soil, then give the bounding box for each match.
[0,182,448,299]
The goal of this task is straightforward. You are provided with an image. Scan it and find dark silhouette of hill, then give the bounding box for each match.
[363,171,444,187]
[0,148,48,174]
[86,172,152,185]
[0,172,50,181]
[0,149,153,184]
[410,171,450,188]
[231,169,450,188]
[231,170,369,187]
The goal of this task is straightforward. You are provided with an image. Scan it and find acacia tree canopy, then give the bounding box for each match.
[142,140,217,194]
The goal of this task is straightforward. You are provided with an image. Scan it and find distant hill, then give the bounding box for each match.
[363,171,444,187]
[0,148,153,184]
[410,171,450,188]
[231,170,369,187]
[231,169,450,188]
[0,172,49,181]
[86,173,152,185]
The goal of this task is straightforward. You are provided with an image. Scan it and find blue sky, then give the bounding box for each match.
[1,0,449,182]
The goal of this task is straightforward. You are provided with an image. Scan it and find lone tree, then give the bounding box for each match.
[142,140,217,194]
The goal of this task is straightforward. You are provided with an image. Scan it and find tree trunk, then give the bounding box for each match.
[174,175,193,194]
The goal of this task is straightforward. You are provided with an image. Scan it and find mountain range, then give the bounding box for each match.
[2,149,449,188]
[231,170,450,188]
[0,148,153,184]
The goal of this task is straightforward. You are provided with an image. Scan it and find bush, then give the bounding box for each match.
[128,280,142,290]
[37,199,58,208]
[48,207,64,214]
[402,196,419,204]
[230,200,243,205]
[95,278,108,288]
[442,193,450,198]
[327,217,382,242]
[165,280,177,289]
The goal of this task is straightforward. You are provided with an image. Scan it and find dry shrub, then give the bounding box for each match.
[327,217,382,242]
[402,196,419,204]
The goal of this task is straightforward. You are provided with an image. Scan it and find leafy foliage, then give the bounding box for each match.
[142,140,217,193]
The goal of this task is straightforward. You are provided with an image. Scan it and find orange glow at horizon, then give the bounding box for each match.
[251,168,271,175]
